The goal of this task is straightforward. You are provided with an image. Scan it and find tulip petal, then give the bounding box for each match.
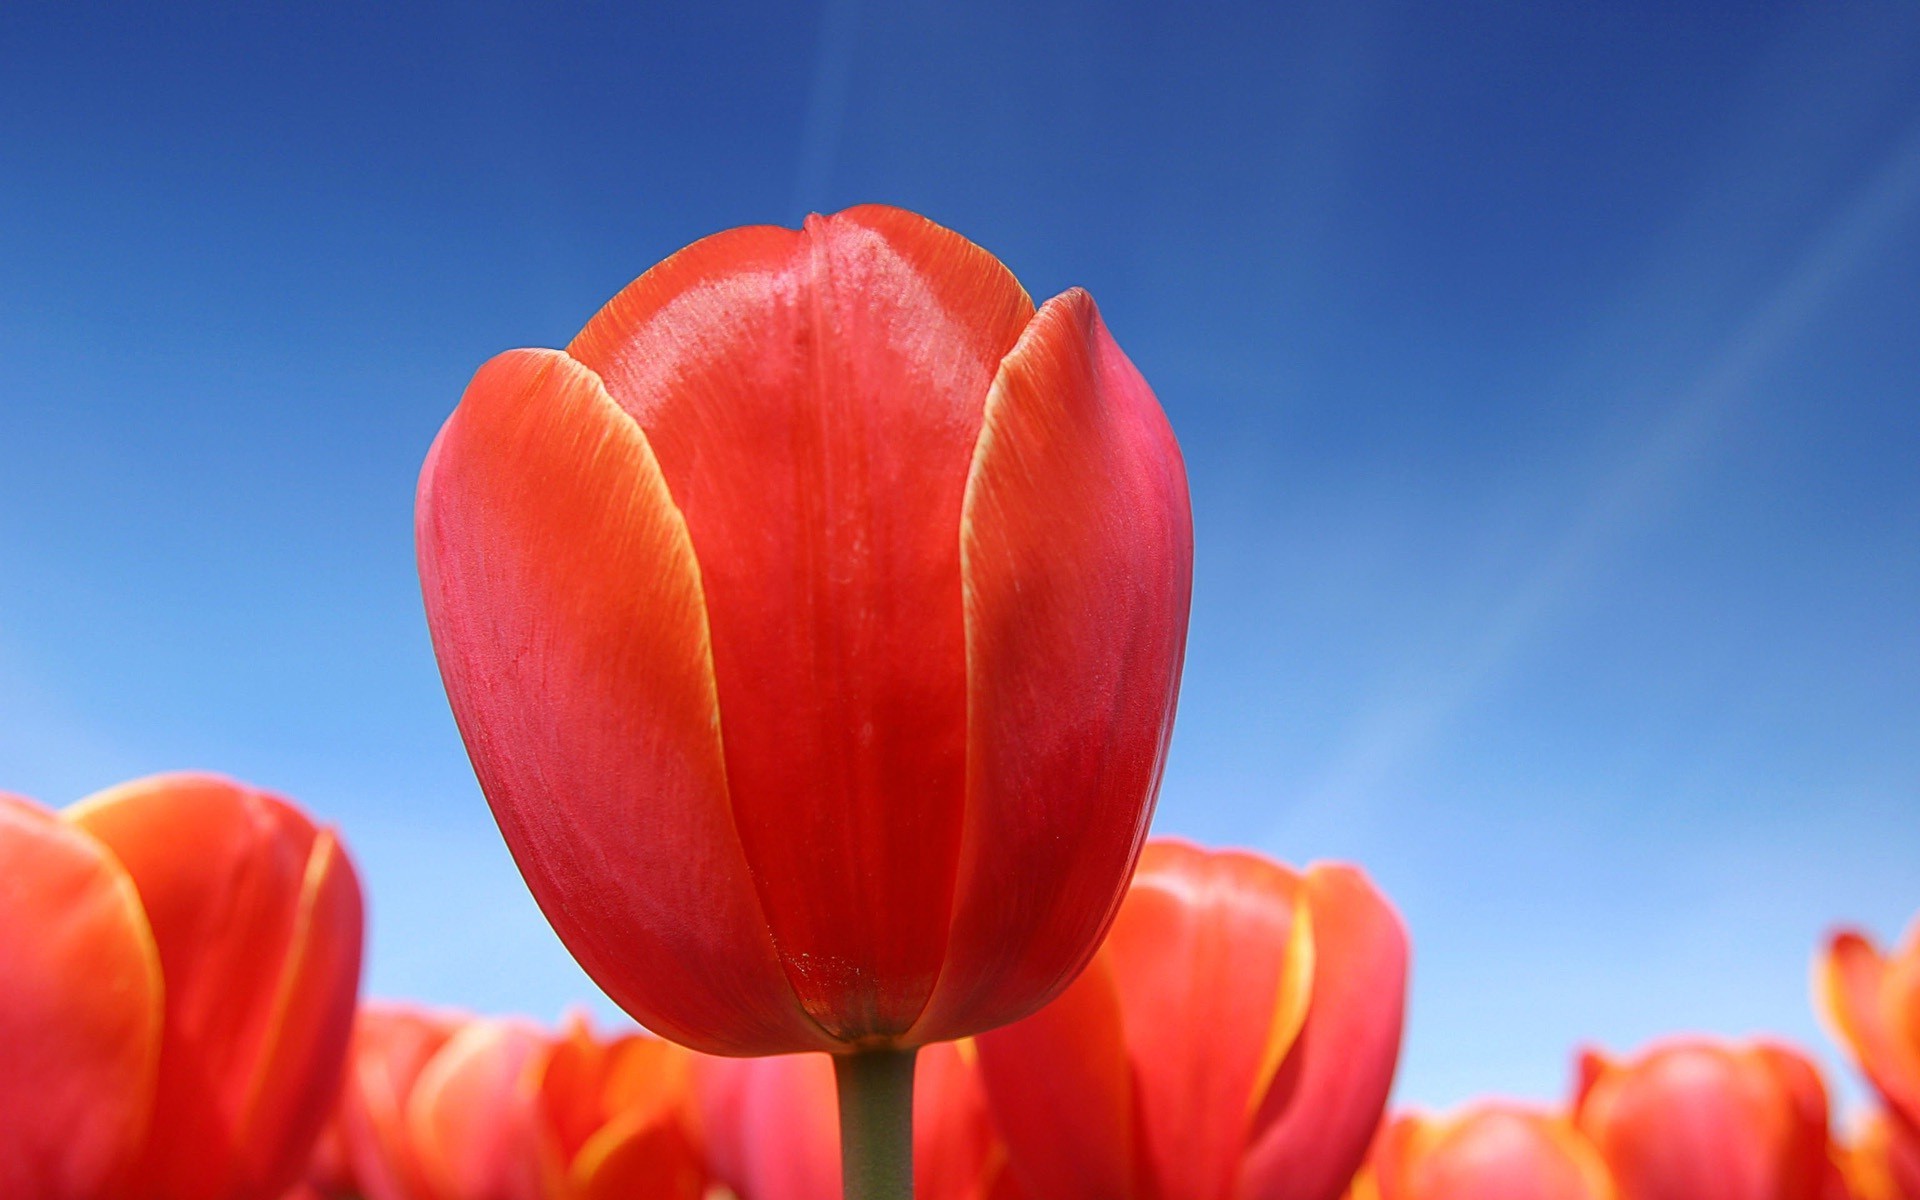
[1241,864,1410,1200]
[418,347,824,1054]
[1821,932,1920,1130]
[0,794,161,1200]
[335,1006,461,1200]
[915,1041,1005,1200]
[406,1018,546,1200]
[1083,842,1305,1200]
[572,1118,707,1200]
[235,829,365,1197]
[913,287,1193,1042]
[695,1053,841,1200]
[567,206,1036,1039]
[65,773,358,1200]
[1405,1109,1615,1200]
[974,953,1138,1200]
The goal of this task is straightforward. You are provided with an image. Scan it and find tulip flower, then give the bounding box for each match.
[972,840,1409,1200]
[1573,1038,1833,1200]
[697,1042,1011,1200]
[1829,1111,1920,1200]
[1348,1106,1615,1200]
[319,1009,707,1200]
[416,205,1192,1193]
[1820,924,1920,1176]
[0,773,364,1200]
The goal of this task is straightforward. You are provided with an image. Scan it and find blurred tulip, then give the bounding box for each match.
[973,840,1409,1200]
[696,1042,1010,1200]
[1820,925,1920,1162]
[318,1009,706,1200]
[1348,1106,1615,1200]
[1829,1111,1920,1200]
[1573,1038,1832,1200]
[0,773,364,1200]
[416,204,1193,1056]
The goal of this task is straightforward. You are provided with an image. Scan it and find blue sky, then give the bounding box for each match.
[2,3,1916,1112]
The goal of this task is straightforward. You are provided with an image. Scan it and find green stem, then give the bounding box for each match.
[834,1046,917,1200]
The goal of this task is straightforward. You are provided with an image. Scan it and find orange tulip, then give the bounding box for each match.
[416,204,1194,1056]
[1829,1110,1920,1200]
[1820,924,1920,1171]
[1573,1039,1833,1200]
[696,1042,1010,1200]
[318,1009,707,1200]
[0,773,364,1200]
[1348,1106,1615,1200]
[972,840,1409,1200]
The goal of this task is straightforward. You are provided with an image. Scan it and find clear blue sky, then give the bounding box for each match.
[2,3,1917,1112]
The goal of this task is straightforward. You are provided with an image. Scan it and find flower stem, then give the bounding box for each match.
[834,1046,916,1200]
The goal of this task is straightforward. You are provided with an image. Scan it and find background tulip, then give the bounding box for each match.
[1573,1038,1832,1200]
[697,1042,1009,1200]
[1351,1106,1616,1200]
[0,792,162,1200]
[1,774,363,1200]
[973,840,1409,1200]
[1820,922,1920,1197]
[319,1009,707,1200]
[415,204,1194,1067]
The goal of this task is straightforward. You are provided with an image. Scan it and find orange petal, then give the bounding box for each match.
[1241,864,1410,1200]
[568,206,1035,1040]
[1819,932,1920,1126]
[417,346,822,1054]
[1096,841,1308,1200]
[65,773,362,1200]
[974,952,1138,1199]
[912,287,1193,1043]
[0,794,161,1200]
[571,1117,707,1200]
[406,1018,546,1200]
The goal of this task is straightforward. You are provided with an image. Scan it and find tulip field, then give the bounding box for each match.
[11,10,1920,1200]
[3,204,1916,1200]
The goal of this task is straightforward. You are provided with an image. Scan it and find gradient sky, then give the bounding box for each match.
[3,3,1917,1113]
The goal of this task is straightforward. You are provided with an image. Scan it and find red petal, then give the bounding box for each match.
[1096,842,1309,1200]
[568,206,1035,1039]
[405,1018,547,1200]
[912,288,1192,1042]
[65,773,360,1200]
[974,953,1139,1199]
[334,1005,462,1200]
[914,1041,1005,1200]
[0,794,161,1200]
[418,347,822,1054]
[1823,931,1920,1128]
[1240,864,1409,1200]
[694,1054,840,1200]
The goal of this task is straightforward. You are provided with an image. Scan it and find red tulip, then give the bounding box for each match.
[317,1004,465,1200]
[0,773,364,1200]
[696,1042,1011,1200]
[973,840,1409,1200]
[416,204,1193,1055]
[1350,1106,1615,1200]
[1820,924,1920,1164]
[1573,1039,1832,1200]
[1829,1110,1920,1200]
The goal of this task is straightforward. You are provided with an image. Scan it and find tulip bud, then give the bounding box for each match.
[973,840,1409,1200]
[1352,1106,1615,1200]
[416,204,1193,1056]
[1573,1039,1833,1200]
